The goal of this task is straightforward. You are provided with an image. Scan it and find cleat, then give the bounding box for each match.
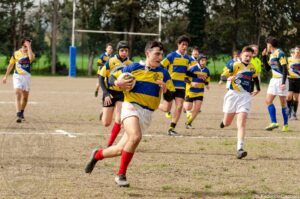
[94,90,98,97]
[20,113,25,121]
[165,112,172,119]
[115,174,130,187]
[99,112,103,121]
[185,123,194,129]
[84,149,98,174]
[168,129,179,136]
[265,123,279,131]
[237,149,247,159]
[220,121,225,128]
[16,117,22,123]
[281,125,289,132]
[291,113,297,120]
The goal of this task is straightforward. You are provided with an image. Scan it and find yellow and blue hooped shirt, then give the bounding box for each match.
[96,52,113,75]
[112,63,175,111]
[161,51,197,89]
[185,64,210,98]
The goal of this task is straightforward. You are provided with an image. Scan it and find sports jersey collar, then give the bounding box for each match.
[176,50,186,57]
[116,54,129,63]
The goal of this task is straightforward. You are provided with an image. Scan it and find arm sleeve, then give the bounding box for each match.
[281,64,288,84]
[99,76,110,97]
[253,76,260,91]
[262,55,271,71]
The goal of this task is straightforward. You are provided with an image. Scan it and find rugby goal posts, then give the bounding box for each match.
[69,0,162,77]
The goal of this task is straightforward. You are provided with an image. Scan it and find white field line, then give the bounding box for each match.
[0,130,80,138]
[55,129,78,138]
[0,101,38,105]
[0,131,299,140]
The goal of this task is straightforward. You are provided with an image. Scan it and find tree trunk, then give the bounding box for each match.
[51,0,58,75]
[87,51,95,76]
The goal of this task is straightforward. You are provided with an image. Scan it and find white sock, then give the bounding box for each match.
[237,140,244,151]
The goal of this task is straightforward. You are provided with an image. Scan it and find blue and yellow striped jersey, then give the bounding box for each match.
[100,55,132,91]
[161,51,197,89]
[221,61,257,93]
[9,49,34,75]
[113,63,175,111]
[186,64,210,98]
[96,52,113,75]
[268,49,287,78]
[288,57,300,79]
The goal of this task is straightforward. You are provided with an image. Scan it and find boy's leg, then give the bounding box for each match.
[220,112,235,128]
[236,112,248,159]
[101,107,114,127]
[15,89,22,123]
[265,94,279,130]
[107,101,123,146]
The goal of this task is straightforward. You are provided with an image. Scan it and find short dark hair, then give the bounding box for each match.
[192,46,199,51]
[266,37,278,48]
[145,41,163,51]
[21,38,31,45]
[295,45,300,49]
[106,42,113,48]
[232,49,240,55]
[177,35,190,45]
[241,46,254,53]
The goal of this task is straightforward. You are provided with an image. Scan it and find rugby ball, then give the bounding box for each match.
[117,72,136,91]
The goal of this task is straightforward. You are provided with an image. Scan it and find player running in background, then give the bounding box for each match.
[159,35,197,136]
[85,41,175,187]
[2,38,35,123]
[99,41,132,146]
[184,54,210,129]
[287,45,300,120]
[94,43,113,97]
[262,37,289,132]
[220,46,260,159]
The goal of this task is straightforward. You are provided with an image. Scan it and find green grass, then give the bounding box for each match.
[0,53,228,77]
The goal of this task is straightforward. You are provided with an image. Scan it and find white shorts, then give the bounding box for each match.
[267,78,288,96]
[121,102,153,132]
[223,90,251,113]
[13,73,31,92]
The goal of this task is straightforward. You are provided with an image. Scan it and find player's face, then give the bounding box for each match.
[294,47,300,58]
[241,51,253,64]
[252,47,258,56]
[199,58,207,67]
[146,47,163,68]
[106,45,113,55]
[118,48,128,59]
[177,41,188,55]
[192,50,199,58]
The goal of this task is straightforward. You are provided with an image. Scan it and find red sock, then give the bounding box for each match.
[94,149,104,160]
[107,122,121,146]
[117,150,134,175]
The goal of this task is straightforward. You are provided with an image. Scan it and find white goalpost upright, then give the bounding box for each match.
[69,0,162,77]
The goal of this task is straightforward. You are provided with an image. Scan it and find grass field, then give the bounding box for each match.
[1,77,299,199]
[0,53,229,77]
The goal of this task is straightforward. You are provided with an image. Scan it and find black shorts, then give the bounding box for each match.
[173,89,185,99]
[185,96,203,102]
[102,90,124,107]
[288,78,300,93]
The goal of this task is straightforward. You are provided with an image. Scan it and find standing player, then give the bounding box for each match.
[85,41,175,187]
[218,50,240,86]
[2,38,35,123]
[262,37,289,132]
[287,46,300,120]
[159,35,197,136]
[94,43,113,97]
[250,44,262,81]
[191,46,200,61]
[184,54,210,129]
[99,41,132,147]
[220,46,260,159]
